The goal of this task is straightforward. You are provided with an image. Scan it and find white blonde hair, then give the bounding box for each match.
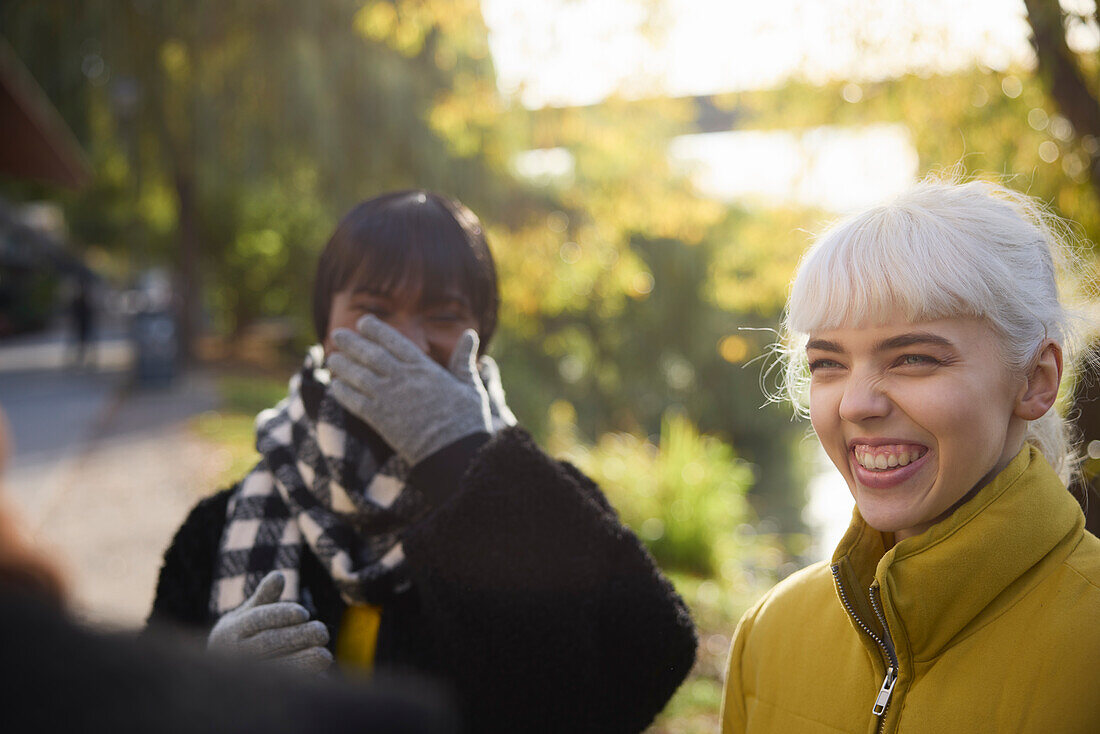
[781,176,1095,483]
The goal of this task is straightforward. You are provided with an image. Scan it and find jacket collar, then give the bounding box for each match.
[831,445,1084,665]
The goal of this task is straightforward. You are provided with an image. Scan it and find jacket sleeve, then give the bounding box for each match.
[721,603,755,734]
[401,427,697,734]
[147,488,233,631]
[720,587,780,734]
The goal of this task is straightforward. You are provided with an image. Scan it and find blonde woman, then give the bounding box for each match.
[722,179,1100,733]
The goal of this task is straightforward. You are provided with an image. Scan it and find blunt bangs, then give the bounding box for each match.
[788,206,1002,336]
[312,191,499,350]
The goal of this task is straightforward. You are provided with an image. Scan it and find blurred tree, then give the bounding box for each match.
[1022,0,1100,534]
[1023,0,1100,202]
[488,95,813,531]
[0,0,519,350]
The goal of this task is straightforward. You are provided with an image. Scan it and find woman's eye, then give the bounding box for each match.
[808,358,842,372]
[363,306,391,319]
[896,354,937,367]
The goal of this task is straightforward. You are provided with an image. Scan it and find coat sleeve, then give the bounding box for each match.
[401,427,697,734]
[147,488,233,631]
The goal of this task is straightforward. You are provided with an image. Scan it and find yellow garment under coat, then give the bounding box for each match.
[722,445,1100,733]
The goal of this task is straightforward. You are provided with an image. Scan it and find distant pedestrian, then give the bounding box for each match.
[149,189,697,733]
[70,272,95,368]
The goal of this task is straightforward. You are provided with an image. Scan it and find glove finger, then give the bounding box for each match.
[478,355,507,403]
[330,379,381,423]
[477,354,501,388]
[355,314,425,363]
[273,646,334,674]
[447,329,480,384]
[243,621,330,658]
[328,353,385,393]
[237,601,311,638]
[330,330,395,377]
[478,354,517,427]
[242,570,285,609]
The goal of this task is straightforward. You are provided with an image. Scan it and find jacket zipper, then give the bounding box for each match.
[868,584,899,732]
[831,565,900,733]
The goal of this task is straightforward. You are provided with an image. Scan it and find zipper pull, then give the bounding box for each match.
[872,666,897,716]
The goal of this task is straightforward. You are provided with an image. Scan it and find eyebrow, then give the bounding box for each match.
[805,338,844,353]
[805,332,955,354]
[348,286,471,308]
[874,332,955,351]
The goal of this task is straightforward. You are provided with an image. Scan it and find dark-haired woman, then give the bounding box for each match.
[150,190,696,734]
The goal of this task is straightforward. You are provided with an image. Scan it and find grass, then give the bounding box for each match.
[190,374,289,490]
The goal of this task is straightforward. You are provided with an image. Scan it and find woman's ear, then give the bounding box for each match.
[1014,340,1063,421]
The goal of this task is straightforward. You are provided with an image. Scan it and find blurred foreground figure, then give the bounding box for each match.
[722,179,1100,733]
[150,190,697,733]
[0,407,458,734]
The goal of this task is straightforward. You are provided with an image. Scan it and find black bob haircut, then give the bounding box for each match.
[312,190,500,354]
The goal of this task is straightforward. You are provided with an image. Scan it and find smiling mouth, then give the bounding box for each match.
[852,443,929,472]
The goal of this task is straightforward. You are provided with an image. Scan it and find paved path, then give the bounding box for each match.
[1,321,224,629]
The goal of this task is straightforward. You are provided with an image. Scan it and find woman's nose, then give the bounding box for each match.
[389,316,430,355]
[838,373,891,423]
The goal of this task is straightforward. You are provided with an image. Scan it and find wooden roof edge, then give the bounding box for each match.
[0,37,92,189]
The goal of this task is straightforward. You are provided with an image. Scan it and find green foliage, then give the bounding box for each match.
[652,677,725,734]
[189,374,290,490]
[494,222,811,531]
[217,374,290,416]
[561,410,753,576]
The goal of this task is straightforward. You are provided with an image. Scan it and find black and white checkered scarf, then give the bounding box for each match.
[210,346,425,617]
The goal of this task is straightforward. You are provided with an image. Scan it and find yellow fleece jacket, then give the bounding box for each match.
[722,445,1100,734]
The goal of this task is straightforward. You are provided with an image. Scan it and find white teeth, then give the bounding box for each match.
[855,446,923,471]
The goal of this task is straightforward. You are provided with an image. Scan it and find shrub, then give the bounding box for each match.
[562,410,754,577]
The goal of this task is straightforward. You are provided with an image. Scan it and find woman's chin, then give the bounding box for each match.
[849,485,930,539]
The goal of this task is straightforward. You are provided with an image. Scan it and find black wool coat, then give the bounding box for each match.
[149,427,698,734]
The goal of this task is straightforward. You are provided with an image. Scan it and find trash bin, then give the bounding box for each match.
[131,308,178,386]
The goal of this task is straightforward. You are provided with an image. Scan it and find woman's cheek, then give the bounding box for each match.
[427,334,460,367]
[808,386,839,435]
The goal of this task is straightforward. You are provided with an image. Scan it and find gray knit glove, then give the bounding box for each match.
[207,571,332,674]
[329,315,493,465]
